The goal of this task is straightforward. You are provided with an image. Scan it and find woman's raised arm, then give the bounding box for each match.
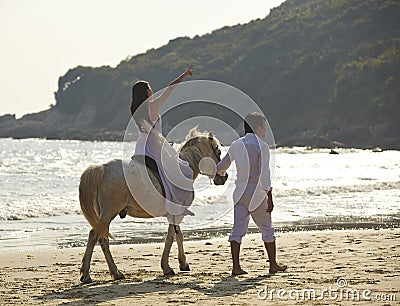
[149,65,193,121]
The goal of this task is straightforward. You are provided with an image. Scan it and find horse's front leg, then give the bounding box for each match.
[175,225,190,271]
[80,229,98,284]
[161,224,176,275]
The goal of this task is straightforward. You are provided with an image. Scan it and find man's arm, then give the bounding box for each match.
[217,151,232,176]
[259,142,272,192]
[259,142,273,212]
[266,189,274,213]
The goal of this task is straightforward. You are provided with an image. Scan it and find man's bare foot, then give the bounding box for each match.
[269,264,287,274]
[232,269,248,276]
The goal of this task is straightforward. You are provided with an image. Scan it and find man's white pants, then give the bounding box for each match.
[229,198,276,244]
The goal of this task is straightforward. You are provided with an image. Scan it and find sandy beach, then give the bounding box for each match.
[0,228,399,305]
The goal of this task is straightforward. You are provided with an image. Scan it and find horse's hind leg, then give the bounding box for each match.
[80,229,98,284]
[161,224,176,275]
[98,237,125,280]
[175,226,190,271]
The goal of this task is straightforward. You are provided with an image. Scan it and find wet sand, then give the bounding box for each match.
[0,228,399,305]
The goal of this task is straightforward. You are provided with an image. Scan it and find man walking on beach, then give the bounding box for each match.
[217,112,286,275]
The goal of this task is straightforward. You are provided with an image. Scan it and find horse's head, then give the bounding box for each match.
[180,127,228,185]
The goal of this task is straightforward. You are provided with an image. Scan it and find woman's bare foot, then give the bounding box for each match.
[269,264,287,274]
[232,268,248,276]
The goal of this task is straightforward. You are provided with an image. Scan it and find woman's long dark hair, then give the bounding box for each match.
[130,80,151,132]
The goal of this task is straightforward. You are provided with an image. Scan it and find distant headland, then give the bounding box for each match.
[1,0,399,149]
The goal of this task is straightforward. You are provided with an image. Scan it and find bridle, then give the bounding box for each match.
[209,140,221,164]
[181,135,225,181]
[199,139,221,179]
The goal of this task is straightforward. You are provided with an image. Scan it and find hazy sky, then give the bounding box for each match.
[0,0,284,118]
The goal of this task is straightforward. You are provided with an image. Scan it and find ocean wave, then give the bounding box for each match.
[0,207,81,221]
[273,147,400,154]
[275,181,400,198]
[1,181,398,221]
[192,194,228,206]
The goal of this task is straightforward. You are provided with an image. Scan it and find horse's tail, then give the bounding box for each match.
[79,165,114,239]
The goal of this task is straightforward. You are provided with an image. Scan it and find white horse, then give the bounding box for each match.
[79,128,227,283]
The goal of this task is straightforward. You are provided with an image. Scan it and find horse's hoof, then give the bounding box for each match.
[163,267,175,276]
[180,264,190,272]
[113,271,125,280]
[119,210,127,219]
[80,275,93,284]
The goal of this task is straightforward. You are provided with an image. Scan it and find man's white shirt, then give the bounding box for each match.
[217,133,272,211]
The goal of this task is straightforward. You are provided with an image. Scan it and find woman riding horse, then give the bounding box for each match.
[78,66,227,282]
[128,65,196,223]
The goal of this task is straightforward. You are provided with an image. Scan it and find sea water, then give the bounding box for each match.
[0,138,399,253]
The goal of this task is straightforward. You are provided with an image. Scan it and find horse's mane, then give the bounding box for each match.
[179,126,219,177]
[179,126,219,151]
[184,126,203,141]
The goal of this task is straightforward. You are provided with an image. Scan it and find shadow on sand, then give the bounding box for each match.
[38,272,272,304]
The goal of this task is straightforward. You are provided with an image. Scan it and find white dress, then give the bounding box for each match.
[134,117,194,220]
